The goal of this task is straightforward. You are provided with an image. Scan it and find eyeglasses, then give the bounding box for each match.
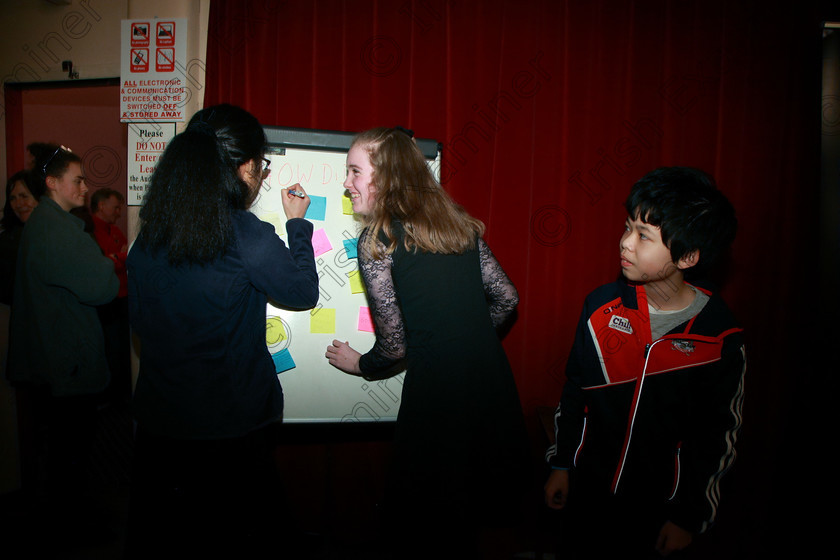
[261,157,271,179]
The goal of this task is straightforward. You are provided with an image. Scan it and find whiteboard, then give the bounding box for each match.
[251,127,441,423]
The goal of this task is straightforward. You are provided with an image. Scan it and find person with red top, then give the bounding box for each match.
[90,188,130,403]
[91,189,127,297]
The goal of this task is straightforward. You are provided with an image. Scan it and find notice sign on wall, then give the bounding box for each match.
[127,123,176,206]
[120,19,188,122]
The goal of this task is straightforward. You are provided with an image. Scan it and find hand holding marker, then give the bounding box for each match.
[281,183,309,220]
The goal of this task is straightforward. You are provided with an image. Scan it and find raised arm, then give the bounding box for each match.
[237,211,319,310]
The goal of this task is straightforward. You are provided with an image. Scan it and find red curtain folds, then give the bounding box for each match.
[205,0,826,552]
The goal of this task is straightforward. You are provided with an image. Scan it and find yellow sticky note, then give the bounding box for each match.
[310,308,336,334]
[348,270,365,294]
[342,195,354,215]
[266,317,287,346]
[257,211,284,234]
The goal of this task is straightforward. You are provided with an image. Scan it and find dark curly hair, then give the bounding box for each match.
[136,104,267,265]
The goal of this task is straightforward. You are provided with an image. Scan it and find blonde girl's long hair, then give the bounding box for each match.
[354,127,485,259]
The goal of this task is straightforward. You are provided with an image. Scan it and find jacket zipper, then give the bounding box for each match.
[669,443,682,500]
[612,340,657,493]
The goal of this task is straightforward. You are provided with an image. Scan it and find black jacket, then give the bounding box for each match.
[546,279,746,533]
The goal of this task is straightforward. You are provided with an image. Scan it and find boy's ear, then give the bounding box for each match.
[677,250,700,270]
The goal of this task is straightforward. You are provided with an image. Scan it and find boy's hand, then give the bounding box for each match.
[543,468,570,509]
[655,521,692,556]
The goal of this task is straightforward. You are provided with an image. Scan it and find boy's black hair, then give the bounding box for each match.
[625,167,737,275]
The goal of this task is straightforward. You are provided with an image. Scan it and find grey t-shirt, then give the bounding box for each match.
[649,287,710,340]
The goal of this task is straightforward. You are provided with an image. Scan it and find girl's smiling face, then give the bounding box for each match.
[9,180,38,223]
[344,144,376,216]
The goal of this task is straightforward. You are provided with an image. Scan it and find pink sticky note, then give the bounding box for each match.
[312,228,333,257]
[358,306,375,332]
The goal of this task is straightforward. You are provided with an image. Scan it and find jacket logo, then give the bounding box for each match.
[603,302,624,314]
[608,315,633,335]
[671,340,695,355]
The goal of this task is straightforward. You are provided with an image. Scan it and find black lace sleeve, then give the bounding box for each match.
[478,238,519,328]
[357,228,407,378]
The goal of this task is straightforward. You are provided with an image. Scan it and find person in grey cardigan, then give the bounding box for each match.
[7,142,118,534]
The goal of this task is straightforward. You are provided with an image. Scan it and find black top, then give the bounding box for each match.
[357,224,529,527]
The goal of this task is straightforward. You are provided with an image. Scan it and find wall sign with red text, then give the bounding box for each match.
[120,18,187,122]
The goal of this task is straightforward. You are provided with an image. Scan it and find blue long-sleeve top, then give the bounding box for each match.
[128,212,318,439]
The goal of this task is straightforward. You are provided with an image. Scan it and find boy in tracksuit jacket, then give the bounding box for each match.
[544,167,745,558]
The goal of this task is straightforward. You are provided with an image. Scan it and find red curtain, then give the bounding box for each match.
[206,0,826,551]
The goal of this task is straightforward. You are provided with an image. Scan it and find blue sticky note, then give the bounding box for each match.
[272,349,296,373]
[343,238,358,259]
[304,195,327,221]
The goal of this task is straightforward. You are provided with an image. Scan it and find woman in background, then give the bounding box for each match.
[7,143,118,533]
[126,104,319,558]
[326,127,529,559]
[0,170,39,304]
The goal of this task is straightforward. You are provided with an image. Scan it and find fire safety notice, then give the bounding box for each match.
[120,19,188,122]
